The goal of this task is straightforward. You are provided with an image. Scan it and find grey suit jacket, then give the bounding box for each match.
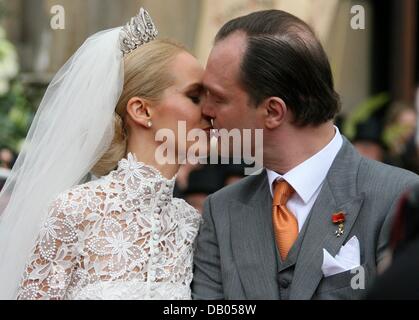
[192,138,419,300]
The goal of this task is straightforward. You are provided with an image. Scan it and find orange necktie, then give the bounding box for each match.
[272,180,299,261]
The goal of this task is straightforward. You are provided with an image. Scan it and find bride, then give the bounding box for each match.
[0,8,212,300]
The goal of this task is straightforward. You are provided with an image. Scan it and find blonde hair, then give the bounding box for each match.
[91,39,185,176]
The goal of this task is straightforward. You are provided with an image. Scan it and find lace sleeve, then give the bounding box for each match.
[16,193,79,300]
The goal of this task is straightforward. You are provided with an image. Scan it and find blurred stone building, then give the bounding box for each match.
[1,0,417,115]
[2,0,201,77]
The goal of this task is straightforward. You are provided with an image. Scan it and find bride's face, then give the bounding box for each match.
[152,52,212,163]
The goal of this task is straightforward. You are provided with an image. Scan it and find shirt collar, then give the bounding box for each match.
[266,126,343,204]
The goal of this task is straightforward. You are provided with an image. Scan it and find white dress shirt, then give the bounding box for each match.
[266,127,343,232]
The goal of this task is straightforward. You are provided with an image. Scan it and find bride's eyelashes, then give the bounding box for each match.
[188,95,201,104]
[183,83,204,105]
[186,89,203,105]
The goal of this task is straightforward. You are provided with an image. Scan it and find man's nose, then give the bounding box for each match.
[201,99,216,119]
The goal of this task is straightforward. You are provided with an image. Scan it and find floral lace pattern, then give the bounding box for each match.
[17,153,202,300]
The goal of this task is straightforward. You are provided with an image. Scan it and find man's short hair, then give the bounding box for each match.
[215,10,341,126]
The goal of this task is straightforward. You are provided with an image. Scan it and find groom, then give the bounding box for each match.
[192,10,419,299]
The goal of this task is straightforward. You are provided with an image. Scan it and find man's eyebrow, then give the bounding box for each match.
[186,82,204,91]
[184,83,204,92]
[204,84,225,97]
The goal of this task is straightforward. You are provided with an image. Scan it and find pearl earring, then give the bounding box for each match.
[147,120,152,128]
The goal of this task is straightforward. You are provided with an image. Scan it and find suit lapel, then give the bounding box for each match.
[230,171,279,299]
[289,181,364,299]
[289,138,365,299]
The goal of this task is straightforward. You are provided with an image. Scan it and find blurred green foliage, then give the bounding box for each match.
[0,81,34,152]
[342,92,416,151]
[0,2,35,153]
[342,92,390,141]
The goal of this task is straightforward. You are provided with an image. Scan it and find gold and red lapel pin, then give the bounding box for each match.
[332,212,346,238]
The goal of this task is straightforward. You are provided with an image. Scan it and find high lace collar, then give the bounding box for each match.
[106,152,177,195]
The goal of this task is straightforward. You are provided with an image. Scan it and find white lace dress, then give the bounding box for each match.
[16,153,202,300]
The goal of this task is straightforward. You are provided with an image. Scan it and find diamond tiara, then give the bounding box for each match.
[119,8,158,56]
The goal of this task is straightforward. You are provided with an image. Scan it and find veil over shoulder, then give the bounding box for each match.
[0,26,124,299]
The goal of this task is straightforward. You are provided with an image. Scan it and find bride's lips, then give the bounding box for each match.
[202,126,212,132]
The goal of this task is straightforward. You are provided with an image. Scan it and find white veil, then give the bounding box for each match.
[0,26,124,299]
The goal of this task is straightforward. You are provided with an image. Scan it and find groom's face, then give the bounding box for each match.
[202,32,261,132]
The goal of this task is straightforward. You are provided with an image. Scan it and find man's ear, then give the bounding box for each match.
[262,97,287,129]
[126,97,152,128]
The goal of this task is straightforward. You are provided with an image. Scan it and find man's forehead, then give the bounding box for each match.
[204,32,247,90]
[209,32,247,64]
[203,63,235,94]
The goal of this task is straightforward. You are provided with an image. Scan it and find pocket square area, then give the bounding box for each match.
[322,236,361,277]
